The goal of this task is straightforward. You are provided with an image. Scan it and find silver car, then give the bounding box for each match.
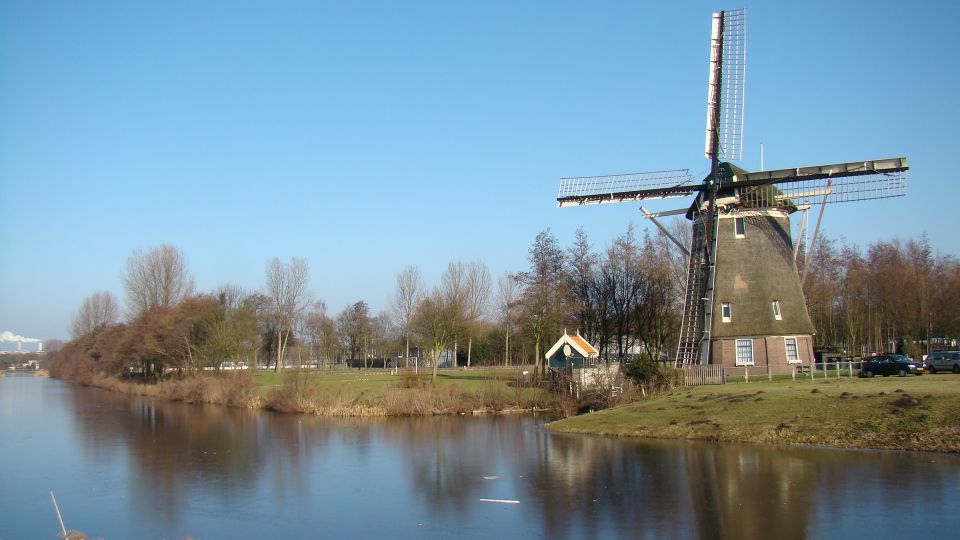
[925,350,960,374]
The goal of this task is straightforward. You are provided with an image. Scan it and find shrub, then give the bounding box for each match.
[554,391,581,418]
[264,370,319,413]
[624,356,680,396]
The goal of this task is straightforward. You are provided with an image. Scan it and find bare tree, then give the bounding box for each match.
[567,227,598,343]
[371,310,397,368]
[71,291,120,338]
[519,229,567,378]
[337,301,371,367]
[265,257,310,372]
[391,266,423,368]
[602,224,644,360]
[496,272,521,366]
[305,301,337,368]
[464,260,491,368]
[123,244,195,317]
[635,232,682,363]
[667,218,691,271]
[204,284,259,369]
[414,288,456,383]
[441,261,469,367]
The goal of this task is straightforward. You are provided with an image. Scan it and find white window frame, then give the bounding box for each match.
[772,300,782,321]
[721,303,732,323]
[784,337,800,364]
[736,339,754,366]
[734,217,746,238]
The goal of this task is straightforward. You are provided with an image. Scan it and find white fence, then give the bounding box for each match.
[681,361,863,386]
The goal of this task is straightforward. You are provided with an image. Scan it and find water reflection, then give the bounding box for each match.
[3,377,958,539]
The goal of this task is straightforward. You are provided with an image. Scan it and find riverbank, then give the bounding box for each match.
[547,375,960,453]
[69,368,555,416]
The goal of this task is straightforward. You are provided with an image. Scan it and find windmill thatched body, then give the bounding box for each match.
[556,9,908,368]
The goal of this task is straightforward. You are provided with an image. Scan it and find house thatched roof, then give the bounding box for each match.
[711,210,815,338]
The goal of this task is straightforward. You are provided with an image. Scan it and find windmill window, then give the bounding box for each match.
[736,339,754,366]
[772,300,782,320]
[721,303,732,322]
[734,217,746,238]
[785,337,800,363]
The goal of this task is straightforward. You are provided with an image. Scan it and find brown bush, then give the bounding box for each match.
[383,388,435,415]
[554,392,581,418]
[219,372,256,407]
[479,384,510,412]
[265,370,320,413]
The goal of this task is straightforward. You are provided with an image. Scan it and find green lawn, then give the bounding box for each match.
[549,374,960,453]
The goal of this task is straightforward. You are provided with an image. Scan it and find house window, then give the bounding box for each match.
[736,339,754,366]
[721,303,731,322]
[772,300,782,320]
[734,217,746,238]
[785,337,800,364]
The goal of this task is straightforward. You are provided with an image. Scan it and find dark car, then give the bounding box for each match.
[925,350,960,374]
[860,354,924,377]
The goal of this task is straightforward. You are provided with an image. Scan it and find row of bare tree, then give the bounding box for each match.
[56,226,683,382]
[801,234,960,356]
[54,227,959,383]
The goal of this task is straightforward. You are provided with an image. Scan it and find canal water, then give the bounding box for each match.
[1,376,958,539]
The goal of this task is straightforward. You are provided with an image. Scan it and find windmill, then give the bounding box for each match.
[556,8,908,368]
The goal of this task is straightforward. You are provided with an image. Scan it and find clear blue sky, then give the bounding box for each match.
[2,0,958,341]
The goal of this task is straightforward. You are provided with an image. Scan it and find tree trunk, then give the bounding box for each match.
[467,337,472,368]
[534,338,542,380]
[504,329,510,367]
[274,329,283,373]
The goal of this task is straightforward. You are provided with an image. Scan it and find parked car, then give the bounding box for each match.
[925,350,960,374]
[859,354,924,377]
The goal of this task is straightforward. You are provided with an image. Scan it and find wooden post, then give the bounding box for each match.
[767,364,772,381]
[792,365,796,381]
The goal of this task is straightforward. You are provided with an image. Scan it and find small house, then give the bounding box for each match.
[545,331,599,368]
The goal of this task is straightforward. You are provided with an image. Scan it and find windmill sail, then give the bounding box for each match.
[733,157,908,207]
[705,8,746,162]
[557,169,696,207]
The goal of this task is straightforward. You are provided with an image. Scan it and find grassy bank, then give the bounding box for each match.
[255,368,553,415]
[548,375,960,453]
[74,368,554,416]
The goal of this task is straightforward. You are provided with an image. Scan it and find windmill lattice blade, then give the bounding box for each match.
[719,8,746,161]
[735,157,908,207]
[557,169,697,207]
[705,8,747,161]
[771,171,907,206]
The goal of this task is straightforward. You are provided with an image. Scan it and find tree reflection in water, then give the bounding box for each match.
[50,381,960,539]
